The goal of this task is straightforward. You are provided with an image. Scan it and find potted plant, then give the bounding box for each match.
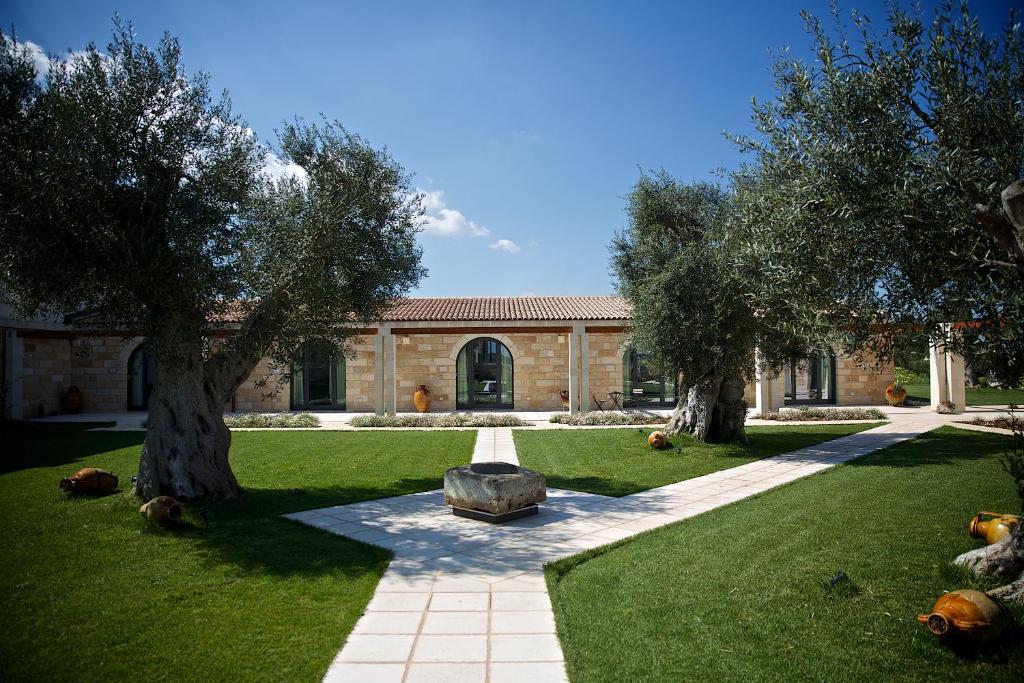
[885,378,907,406]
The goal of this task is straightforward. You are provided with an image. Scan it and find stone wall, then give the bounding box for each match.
[233,356,290,412]
[345,336,376,412]
[836,353,893,405]
[392,331,572,412]
[20,336,72,418]
[512,332,570,411]
[68,336,139,413]
[587,332,625,410]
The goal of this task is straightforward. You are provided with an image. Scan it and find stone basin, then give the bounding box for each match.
[444,462,546,522]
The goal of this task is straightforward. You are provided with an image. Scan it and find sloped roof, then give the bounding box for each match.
[383,296,630,322]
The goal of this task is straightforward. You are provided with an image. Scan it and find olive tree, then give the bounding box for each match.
[611,174,806,442]
[729,2,1024,602]
[0,25,424,500]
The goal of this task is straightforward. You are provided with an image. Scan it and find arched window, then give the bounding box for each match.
[291,343,346,410]
[127,345,157,411]
[623,349,677,407]
[456,338,513,410]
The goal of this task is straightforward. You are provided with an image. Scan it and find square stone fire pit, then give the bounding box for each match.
[443,462,546,523]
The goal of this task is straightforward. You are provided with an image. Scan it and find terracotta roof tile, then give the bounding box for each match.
[382,296,630,322]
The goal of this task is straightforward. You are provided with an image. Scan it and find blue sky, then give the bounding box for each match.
[4,1,1016,297]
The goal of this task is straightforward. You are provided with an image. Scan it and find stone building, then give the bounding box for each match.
[1,296,894,419]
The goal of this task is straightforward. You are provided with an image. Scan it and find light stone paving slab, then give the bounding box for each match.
[307,413,951,683]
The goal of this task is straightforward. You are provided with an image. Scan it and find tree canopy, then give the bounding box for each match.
[0,23,424,499]
[730,1,1024,358]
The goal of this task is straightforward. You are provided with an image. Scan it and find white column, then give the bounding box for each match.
[3,330,24,420]
[945,324,966,414]
[578,323,590,413]
[374,328,385,415]
[568,327,581,414]
[754,349,785,414]
[384,331,397,415]
[929,329,950,411]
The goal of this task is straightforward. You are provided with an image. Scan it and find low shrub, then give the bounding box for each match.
[349,413,529,428]
[965,415,1024,431]
[223,412,321,428]
[549,411,667,426]
[750,407,887,421]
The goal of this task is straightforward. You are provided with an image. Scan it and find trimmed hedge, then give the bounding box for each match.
[223,412,321,428]
[750,407,887,421]
[349,413,529,428]
[549,411,667,426]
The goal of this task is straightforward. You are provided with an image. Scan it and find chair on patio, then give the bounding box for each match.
[607,391,624,411]
[592,394,607,412]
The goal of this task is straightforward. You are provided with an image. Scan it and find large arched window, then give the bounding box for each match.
[127,345,157,411]
[456,338,513,410]
[623,349,676,407]
[291,343,346,410]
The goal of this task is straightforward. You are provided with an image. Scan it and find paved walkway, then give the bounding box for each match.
[471,428,519,465]
[286,413,951,682]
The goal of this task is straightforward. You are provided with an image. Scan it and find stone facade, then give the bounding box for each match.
[232,356,290,412]
[393,331,571,412]
[5,321,898,419]
[835,354,894,406]
[587,332,625,410]
[19,337,73,418]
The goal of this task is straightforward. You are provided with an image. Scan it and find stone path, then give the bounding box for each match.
[286,414,948,683]
[471,427,519,465]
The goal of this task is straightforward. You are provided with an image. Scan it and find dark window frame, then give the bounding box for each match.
[291,343,347,411]
[622,349,677,408]
[784,352,838,406]
[456,337,514,410]
[127,345,157,411]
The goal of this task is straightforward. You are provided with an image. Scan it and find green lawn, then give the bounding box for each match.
[546,427,1024,682]
[904,382,1024,406]
[0,425,475,682]
[513,423,884,497]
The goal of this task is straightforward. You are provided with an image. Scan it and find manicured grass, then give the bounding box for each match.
[513,423,884,497]
[0,425,475,682]
[904,382,1024,406]
[546,427,1024,682]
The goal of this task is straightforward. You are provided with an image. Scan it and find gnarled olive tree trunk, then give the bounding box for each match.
[133,325,266,501]
[954,522,1024,606]
[666,370,747,443]
[135,351,237,501]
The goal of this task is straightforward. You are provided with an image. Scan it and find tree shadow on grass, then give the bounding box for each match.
[0,426,144,474]
[544,475,645,498]
[150,478,445,579]
[845,428,1010,469]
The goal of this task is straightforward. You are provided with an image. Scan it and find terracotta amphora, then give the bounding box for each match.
[968,511,1020,545]
[59,467,119,495]
[140,496,182,523]
[916,589,1011,643]
[413,385,432,413]
[63,386,82,414]
[648,431,668,449]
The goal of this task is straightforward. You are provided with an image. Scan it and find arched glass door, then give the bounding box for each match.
[456,338,513,410]
[127,345,157,410]
[291,343,346,410]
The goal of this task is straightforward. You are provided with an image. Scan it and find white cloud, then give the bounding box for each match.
[418,188,490,237]
[21,40,50,77]
[489,239,521,254]
[261,151,308,187]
